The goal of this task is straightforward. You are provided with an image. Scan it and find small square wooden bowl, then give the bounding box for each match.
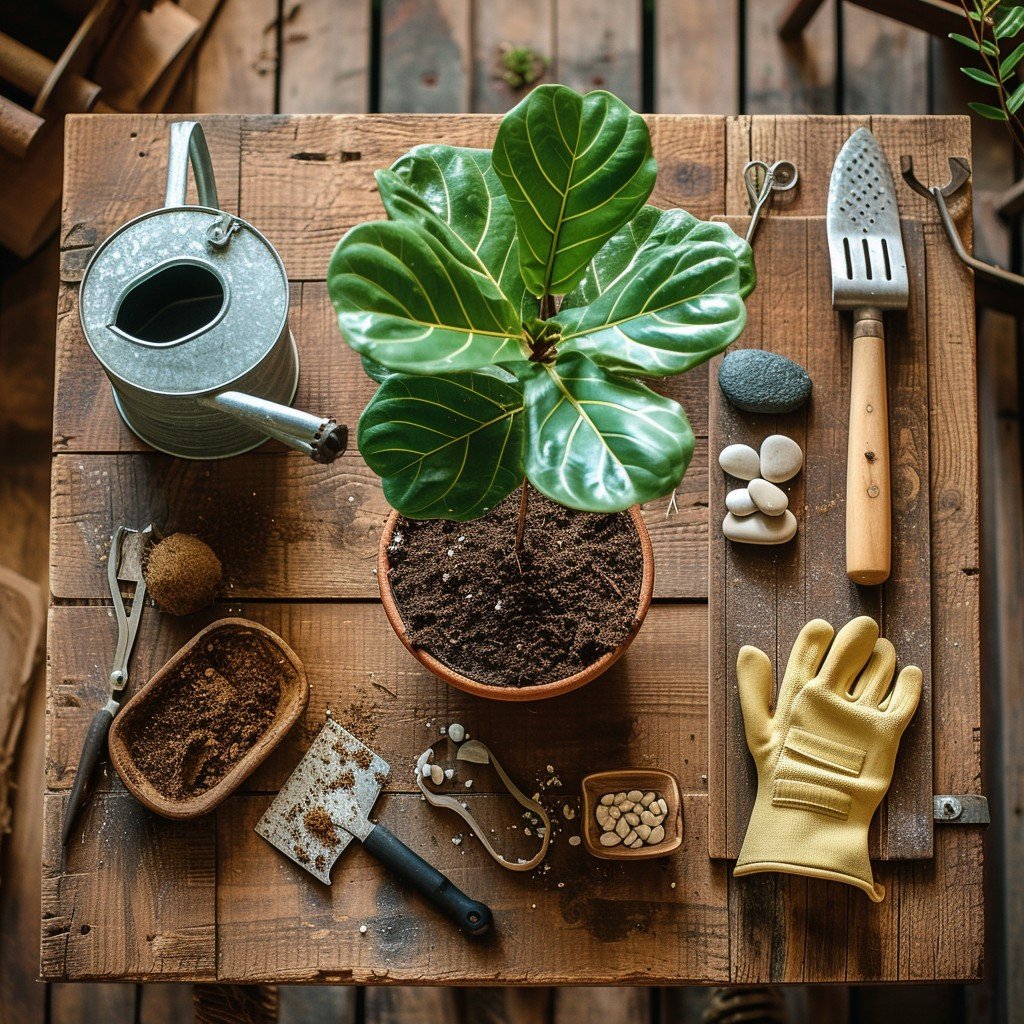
[580,768,682,860]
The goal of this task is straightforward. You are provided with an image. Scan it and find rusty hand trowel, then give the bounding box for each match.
[827,127,908,586]
[256,714,493,936]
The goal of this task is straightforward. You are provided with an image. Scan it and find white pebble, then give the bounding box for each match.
[719,443,761,480]
[359,925,367,934]
[562,804,576,820]
[465,780,473,789]
[723,509,798,545]
[600,832,622,847]
[569,835,581,847]
[448,722,465,742]
[609,806,621,820]
[615,818,630,838]
[725,487,758,516]
[600,794,614,806]
[613,792,627,805]
[624,812,640,826]
[627,790,643,802]
[656,798,668,815]
[444,768,454,780]
[640,810,658,827]
[748,478,789,516]
[641,792,656,808]
[760,434,803,483]
[649,824,665,844]
[636,824,652,840]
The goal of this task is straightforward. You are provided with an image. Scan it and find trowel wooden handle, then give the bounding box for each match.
[846,308,891,585]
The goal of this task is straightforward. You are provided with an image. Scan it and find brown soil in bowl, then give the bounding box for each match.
[121,624,293,799]
[385,487,643,688]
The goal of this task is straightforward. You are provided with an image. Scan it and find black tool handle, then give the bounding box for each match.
[362,822,493,936]
[61,705,114,846]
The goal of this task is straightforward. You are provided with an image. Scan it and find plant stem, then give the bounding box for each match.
[513,476,529,566]
[960,0,1024,155]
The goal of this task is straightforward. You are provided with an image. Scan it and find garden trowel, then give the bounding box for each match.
[827,127,908,586]
[256,713,493,936]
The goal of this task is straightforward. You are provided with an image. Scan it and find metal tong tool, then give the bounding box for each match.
[901,155,1024,308]
[743,159,799,243]
[61,524,153,846]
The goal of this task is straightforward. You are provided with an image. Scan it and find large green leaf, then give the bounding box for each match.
[492,84,656,298]
[553,236,748,378]
[521,351,694,512]
[328,220,528,373]
[378,145,537,322]
[358,371,525,520]
[563,205,756,305]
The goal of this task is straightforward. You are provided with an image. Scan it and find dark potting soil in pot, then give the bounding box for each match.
[122,626,291,799]
[386,487,644,687]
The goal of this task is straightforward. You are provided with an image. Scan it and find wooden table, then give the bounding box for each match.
[42,112,983,985]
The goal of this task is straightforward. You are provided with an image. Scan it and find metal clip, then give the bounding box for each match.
[205,212,240,250]
[933,794,990,825]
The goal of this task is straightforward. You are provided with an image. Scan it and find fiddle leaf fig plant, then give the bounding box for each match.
[328,84,755,519]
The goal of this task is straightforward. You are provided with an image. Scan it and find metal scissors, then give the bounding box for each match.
[743,159,799,243]
[62,523,153,846]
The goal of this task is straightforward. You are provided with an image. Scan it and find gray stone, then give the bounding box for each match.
[718,443,761,481]
[748,478,789,516]
[718,349,812,414]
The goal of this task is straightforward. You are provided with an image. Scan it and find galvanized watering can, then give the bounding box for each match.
[79,121,345,462]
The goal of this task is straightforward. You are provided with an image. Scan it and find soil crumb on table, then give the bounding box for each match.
[122,625,289,799]
[386,487,644,687]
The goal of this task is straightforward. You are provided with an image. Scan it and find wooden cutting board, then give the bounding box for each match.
[707,216,933,862]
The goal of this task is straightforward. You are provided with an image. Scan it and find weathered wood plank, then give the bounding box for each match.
[41,793,217,981]
[46,602,710,797]
[214,793,727,984]
[278,984,357,1024]
[365,988,458,1022]
[841,7,929,115]
[279,0,372,113]
[655,0,739,114]
[50,983,137,1023]
[47,449,709,600]
[708,217,932,862]
[745,0,837,114]
[380,0,471,113]
[190,0,278,113]
[554,0,642,109]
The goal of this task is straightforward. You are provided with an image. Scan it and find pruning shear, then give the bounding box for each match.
[61,524,153,846]
[743,159,799,243]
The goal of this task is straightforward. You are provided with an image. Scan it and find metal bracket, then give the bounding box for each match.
[933,794,990,825]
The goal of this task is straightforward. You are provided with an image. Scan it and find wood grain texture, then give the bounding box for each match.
[380,0,471,113]
[46,602,711,797]
[279,0,371,113]
[215,793,727,984]
[44,112,983,985]
[555,0,641,109]
[707,216,933,863]
[841,6,929,115]
[471,0,555,114]
[655,0,739,114]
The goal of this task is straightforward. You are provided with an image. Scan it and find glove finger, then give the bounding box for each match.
[737,645,774,752]
[818,615,878,694]
[851,637,896,705]
[881,665,923,729]
[778,618,834,713]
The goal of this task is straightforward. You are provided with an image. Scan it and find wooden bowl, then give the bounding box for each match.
[580,768,683,861]
[109,618,308,819]
[377,505,654,702]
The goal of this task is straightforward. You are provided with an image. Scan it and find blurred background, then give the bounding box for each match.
[0,1,1020,1022]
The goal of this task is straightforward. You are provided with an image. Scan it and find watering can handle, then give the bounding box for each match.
[165,121,220,210]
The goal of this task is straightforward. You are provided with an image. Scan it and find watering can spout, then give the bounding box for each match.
[200,392,347,464]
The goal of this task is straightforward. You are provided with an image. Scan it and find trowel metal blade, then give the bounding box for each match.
[255,717,391,885]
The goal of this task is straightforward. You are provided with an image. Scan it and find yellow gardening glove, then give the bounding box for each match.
[734,616,922,902]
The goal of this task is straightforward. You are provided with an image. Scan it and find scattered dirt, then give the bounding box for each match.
[304,806,339,848]
[144,532,222,616]
[122,625,290,799]
[386,487,644,687]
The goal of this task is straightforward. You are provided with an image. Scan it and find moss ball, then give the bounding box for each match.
[144,533,222,616]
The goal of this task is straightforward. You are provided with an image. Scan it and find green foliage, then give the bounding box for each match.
[328,85,754,518]
[952,3,1024,151]
[501,45,548,91]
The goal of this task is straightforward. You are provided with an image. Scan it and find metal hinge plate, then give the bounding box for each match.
[933,794,990,824]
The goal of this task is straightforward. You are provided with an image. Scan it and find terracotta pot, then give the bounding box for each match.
[377,504,654,702]
[109,618,308,818]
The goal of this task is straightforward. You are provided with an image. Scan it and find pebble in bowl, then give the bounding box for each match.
[580,768,682,861]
